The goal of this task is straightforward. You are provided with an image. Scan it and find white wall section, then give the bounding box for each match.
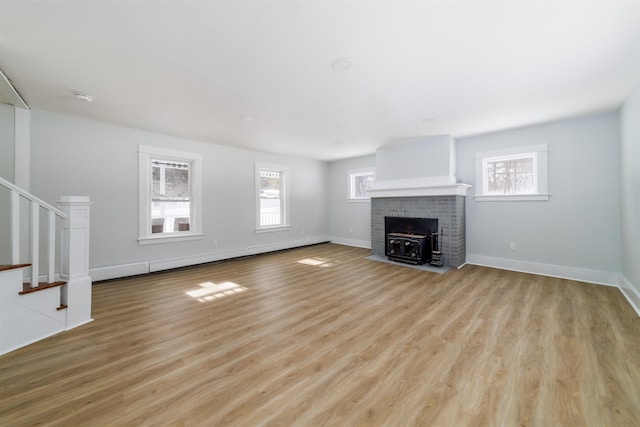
[29,110,329,278]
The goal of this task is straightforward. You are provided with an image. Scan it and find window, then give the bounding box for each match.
[484,154,536,195]
[348,168,375,201]
[256,162,289,231]
[139,145,202,244]
[475,144,549,201]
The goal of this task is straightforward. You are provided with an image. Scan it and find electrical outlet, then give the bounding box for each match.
[509,242,516,251]
[349,227,353,233]
[213,239,218,246]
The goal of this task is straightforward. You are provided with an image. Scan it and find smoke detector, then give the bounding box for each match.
[331,57,352,71]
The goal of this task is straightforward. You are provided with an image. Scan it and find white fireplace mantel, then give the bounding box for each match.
[368,177,471,198]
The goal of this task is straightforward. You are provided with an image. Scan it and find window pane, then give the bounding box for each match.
[349,171,375,199]
[486,156,535,195]
[164,167,189,198]
[259,170,282,226]
[353,173,374,198]
[151,201,190,233]
[152,165,161,196]
[152,160,190,199]
[151,159,191,233]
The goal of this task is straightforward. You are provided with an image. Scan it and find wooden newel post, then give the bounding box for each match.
[57,196,93,330]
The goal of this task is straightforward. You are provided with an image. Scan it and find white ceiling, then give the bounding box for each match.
[0,1,638,161]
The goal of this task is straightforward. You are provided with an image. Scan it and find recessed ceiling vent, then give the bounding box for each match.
[74,92,93,102]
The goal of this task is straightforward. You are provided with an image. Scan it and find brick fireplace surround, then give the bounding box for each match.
[371,195,466,269]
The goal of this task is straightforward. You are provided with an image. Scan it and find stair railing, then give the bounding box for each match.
[0,176,68,287]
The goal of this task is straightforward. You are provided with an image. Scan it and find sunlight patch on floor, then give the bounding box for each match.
[297,257,334,267]
[185,281,248,302]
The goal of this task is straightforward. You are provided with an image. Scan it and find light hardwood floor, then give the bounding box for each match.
[1,243,639,426]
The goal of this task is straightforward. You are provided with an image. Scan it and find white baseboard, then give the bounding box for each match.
[90,262,150,282]
[619,275,640,317]
[149,246,248,273]
[89,235,331,281]
[245,235,330,255]
[330,237,372,249]
[466,254,619,287]
[150,235,330,273]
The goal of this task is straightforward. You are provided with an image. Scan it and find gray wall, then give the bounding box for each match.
[328,155,375,247]
[619,83,640,294]
[29,110,329,272]
[457,112,622,274]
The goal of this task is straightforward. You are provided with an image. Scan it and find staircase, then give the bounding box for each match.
[0,177,92,356]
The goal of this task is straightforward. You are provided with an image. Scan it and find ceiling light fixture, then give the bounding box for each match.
[239,115,255,121]
[74,92,93,102]
[331,57,352,71]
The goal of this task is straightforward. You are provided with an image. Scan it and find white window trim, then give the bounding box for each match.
[138,145,203,244]
[255,162,290,232]
[474,144,549,202]
[347,167,375,202]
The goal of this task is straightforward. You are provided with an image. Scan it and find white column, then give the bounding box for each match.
[57,196,93,330]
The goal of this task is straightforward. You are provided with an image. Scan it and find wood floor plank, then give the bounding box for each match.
[1,243,639,426]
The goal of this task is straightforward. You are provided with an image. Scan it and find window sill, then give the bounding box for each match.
[474,194,550,202]
[255,225,291,233]
[347,198,371,203]
[138,233,204,245]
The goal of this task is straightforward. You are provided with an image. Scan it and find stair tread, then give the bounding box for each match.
[0,264,31,272]
[19,281,66,295]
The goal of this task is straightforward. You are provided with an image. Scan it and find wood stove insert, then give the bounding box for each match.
[385,216,438,265]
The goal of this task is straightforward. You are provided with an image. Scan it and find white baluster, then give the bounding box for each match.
[47,210,56,283]
[10,191,20,265]
[30,200,39,288]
